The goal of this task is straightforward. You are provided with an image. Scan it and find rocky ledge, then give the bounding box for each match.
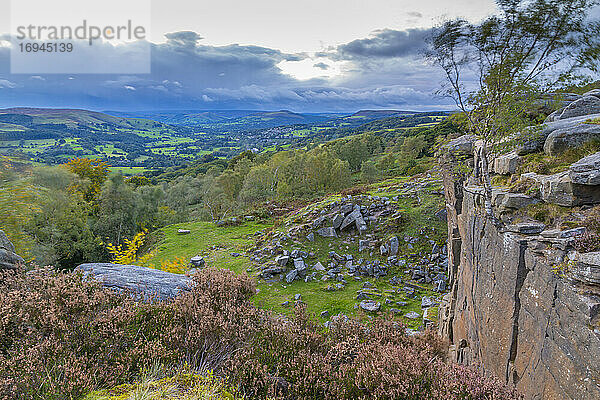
[76,263,193,301]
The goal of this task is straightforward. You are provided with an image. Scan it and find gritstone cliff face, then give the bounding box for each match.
[437,131,600,399]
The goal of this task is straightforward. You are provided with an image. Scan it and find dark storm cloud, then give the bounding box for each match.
[335,28,431,59]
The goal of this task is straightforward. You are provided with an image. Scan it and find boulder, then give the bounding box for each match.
[515,114,600,155]
[177,229,191,235]
[359,300,381,312]
[544,122,600,155]
[493,152,521,175]
[332,214,344,229]
[571,252,600,286]
[583,89,600,99]
[492,190,537,210]
[388,236,399,256]
[276,255,290,267]
[285,269,298,283]
[317,227,338,238]
[0,230,24,270]
[76,263,192,301]
[570,151,600,185]
[557,96,600,120]
[522,171,600,206]
[339,209,362,231]
[506,222,546,235]
[442,135,476,157]
[190,256,205,268]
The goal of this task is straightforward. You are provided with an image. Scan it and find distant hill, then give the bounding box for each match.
[0,108,168,130]
[107,109,338,127]
[348,110,415,119]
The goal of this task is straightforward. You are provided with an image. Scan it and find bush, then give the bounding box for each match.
[0,268,520,400]
[573,206,600,252]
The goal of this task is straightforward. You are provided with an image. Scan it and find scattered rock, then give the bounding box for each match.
[313,261,326,271]
[404,311,421,319]
[359,239,370,252]
[317,227,338,238]
[388,236,399,256]
[421,296,438,308]
[190,256,205,268]
[359,300,381,312]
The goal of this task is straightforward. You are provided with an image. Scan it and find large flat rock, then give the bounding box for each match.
[515,114,600,155]
[544,122,600,156]
[76,263,193,300]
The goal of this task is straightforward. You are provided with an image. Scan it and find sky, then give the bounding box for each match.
[0,0,501,112]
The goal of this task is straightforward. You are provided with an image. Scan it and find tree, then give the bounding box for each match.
[361,160,380,183]
[94,174,140,246]
[401,135,427,159]
[428,0,600,217]
[64,158,109,205]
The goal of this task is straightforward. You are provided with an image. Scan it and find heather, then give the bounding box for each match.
[0,267,520,400]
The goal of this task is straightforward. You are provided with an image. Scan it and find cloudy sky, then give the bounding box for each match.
[0,0,500,112]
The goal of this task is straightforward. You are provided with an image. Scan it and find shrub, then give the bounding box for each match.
[573,206,600,252]
[225,308,520,400]
[0,267,521,400]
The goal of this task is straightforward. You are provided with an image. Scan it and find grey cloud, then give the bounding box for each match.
[313,62,329,70]
[0,29,454,112]
[336,28,431,59]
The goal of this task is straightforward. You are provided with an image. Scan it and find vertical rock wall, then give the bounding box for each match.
[438,142,600,399]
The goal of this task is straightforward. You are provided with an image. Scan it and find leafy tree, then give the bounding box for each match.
[401,135,428,159]
[0,156,39,259]
[94,174,140,246]
[64,158,109,204]
[428,0,600,217]
[361,160,380,183]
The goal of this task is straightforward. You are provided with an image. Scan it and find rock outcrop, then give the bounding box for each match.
[438,138,600,400]
[570,151,600,185]
[0,230,24,270]
[76,263,193,300]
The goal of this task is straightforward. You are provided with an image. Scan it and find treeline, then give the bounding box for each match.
[1,118,458,269]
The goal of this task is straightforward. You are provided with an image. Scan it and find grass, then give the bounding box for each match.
[84,369,242,400]
[586,117,600,125]
[518,139,600,175]
[144,175,445,329]
[108,166,149,176]
[145,220,272,275]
